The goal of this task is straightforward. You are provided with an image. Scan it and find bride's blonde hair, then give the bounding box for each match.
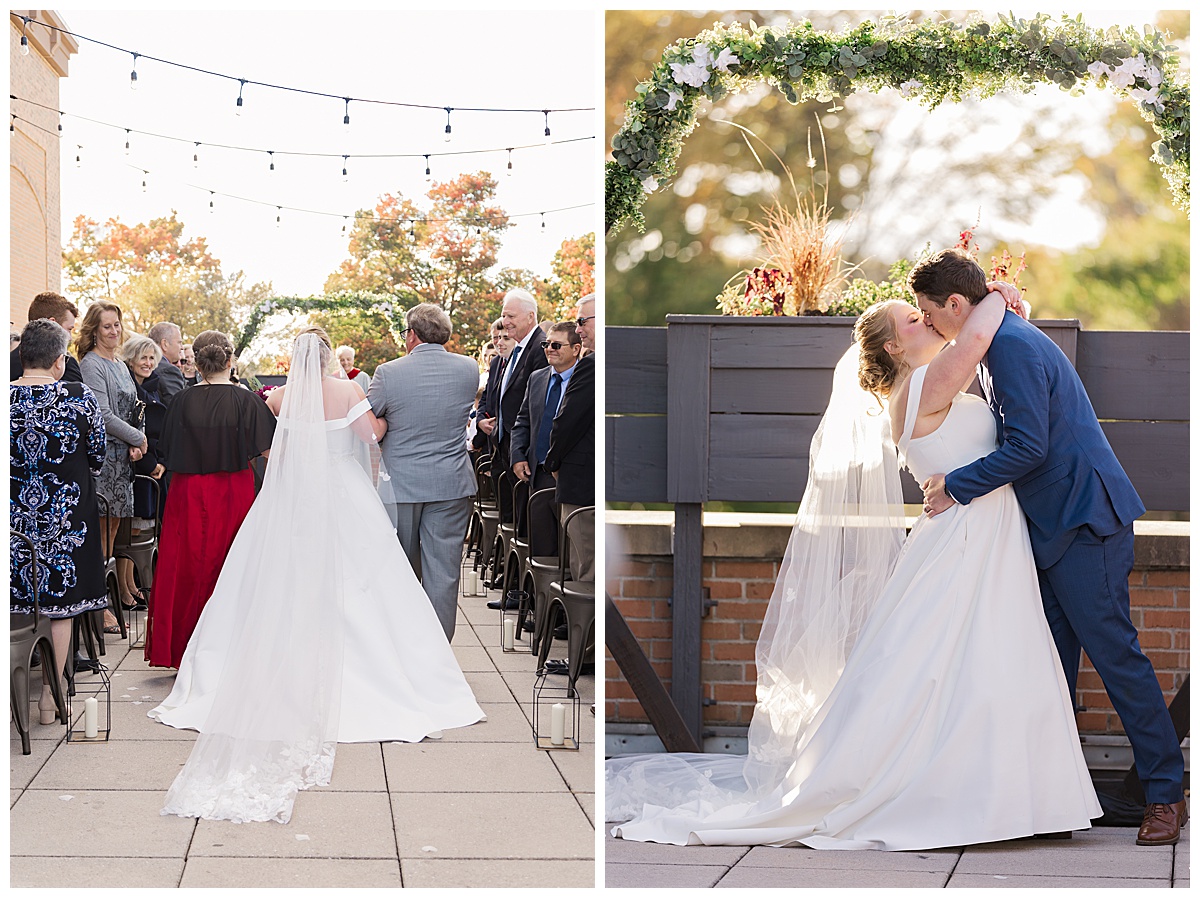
[296,325,333,372]
[853,300,907,400]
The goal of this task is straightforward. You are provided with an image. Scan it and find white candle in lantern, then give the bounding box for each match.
[468,570,479,594]
[503,617,515,650]
[84,696,98,738]
[550,702,566,745]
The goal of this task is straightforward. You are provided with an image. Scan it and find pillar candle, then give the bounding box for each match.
[503,617,515,650]
[84,696,99,738]
[550,702,565,745]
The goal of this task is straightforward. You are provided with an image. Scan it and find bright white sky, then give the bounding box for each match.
[45,9,598,297]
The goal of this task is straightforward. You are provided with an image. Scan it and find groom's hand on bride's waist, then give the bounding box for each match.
[921,475,957,518]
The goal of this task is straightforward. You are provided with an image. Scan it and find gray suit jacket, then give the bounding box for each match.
[154,356,188,405]
[368,343,478,503]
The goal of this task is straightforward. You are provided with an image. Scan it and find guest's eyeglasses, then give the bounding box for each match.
[575,316,595,327]
[399,327,413,339]
[540,340,572,350]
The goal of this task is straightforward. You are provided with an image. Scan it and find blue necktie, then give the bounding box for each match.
[498,344,521,438]
[535,372,562,464]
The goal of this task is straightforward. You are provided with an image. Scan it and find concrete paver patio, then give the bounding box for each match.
[605,813,1189,888]
[11,582,596,888]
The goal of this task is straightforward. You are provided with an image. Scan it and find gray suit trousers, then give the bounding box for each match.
[390,497,473,641]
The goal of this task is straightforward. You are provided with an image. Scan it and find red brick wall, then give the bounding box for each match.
[607,557,1189,738]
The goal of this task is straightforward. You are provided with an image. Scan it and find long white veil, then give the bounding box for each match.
[606,342,906,826]
[162,333,345,824]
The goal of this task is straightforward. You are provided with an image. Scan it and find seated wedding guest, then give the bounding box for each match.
[11,291,83,382]
[10,327,18,350]
[545,295,595,581]
[10,319,109,722]
[510,321,582,495]
[120,333,169,535]
[474,318,513,455]
[145,330,276,668]
[337,345,371,392]
[78,300,148,631]
[147,321,188,404]
[478,340,497,390]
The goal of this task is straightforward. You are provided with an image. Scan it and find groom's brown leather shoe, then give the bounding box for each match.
[1136,800,1188,845]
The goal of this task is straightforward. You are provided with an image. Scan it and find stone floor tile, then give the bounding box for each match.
[605,862,729,888]
[737,844,960,871]
[382,740,567,792]
[452,645,497,672]
[29,739,193,791]
[392,792,594,859]
[956,844,1173,878]
[948,873,1168,888]
[95,699,199,740]
[604,837,750,867]
[10,855,185,888]
[10,790,196,857]
[10,736,60,789]
[462,671,519,704]
[439,703,534,743]
[718,866,951,888]
[402,857,595,888]
[10,708,70,741]
[320,742,386,792]
[180,857,402,888]
[12,788,25,807]
[190,791,397,859]
[549,741,595,793]
[578,792,596,827]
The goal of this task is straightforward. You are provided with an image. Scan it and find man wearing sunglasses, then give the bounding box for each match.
[510,321,583,495]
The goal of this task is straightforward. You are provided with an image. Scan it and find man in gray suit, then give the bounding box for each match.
[367,303,478,641]
[148,321,188,404]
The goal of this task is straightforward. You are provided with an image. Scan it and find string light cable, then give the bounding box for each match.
[10,94,594,167]
[10,14,592,128]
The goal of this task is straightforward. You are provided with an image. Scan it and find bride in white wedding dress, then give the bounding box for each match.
[606,286,1101,850]
[150,328,484,824]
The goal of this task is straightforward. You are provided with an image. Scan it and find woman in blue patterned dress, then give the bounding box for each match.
[10,319,109,724]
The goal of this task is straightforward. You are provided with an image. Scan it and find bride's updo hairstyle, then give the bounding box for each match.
[853,299,907,400]
[295,325,333,372]
[193,330,235,378]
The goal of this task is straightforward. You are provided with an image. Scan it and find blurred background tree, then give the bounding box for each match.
[605,9,1189,330]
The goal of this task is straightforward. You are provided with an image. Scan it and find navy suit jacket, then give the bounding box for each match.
[509,365,553,472]
[945,313,1144,569]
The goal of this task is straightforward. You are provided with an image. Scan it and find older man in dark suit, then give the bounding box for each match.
[492,288,548,524]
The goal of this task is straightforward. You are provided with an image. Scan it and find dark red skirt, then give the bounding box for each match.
[145,469,256,668]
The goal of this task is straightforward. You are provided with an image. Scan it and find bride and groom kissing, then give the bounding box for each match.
[607,248,1185,850]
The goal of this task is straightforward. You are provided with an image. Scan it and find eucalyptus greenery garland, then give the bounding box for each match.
[234,290,418,356]
[606,12,1190,233]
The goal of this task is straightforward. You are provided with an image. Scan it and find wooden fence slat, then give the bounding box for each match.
[1078,331,1189,421]
[672,503,705,746]
[606,327,668,414]
[711,368,837,414]
[1101,421,1190,512]
[666,323,711,504]
[709,323,854,368]
[606,416,668,503]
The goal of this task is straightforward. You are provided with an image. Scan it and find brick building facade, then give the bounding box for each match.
[10,10,78,325]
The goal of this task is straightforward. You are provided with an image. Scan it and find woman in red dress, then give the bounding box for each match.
[145,331,276,668]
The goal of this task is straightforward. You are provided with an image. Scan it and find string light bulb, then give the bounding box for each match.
[57,112,63,133]
[235,79,245,115]
[75,145,82,168]
[193,141,200,168]
[268,150,275,172]
[140,170,148,192]
[209,191,215,212]
[506,147,513,177]
[125,129,131,154]
[541,212,546,232]
[409,220,416,239]
[276,206,281,227]
[10,114,15,135]
[543,110,551,142]
[424,154,431,182]
[342,155,349,182]
[130,53,139,90]
[342,216,348,236]
[343,98,351,132]
[444,107,453,143]
[20,17,30,56]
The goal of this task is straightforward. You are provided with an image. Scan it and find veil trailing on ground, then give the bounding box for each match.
[606,342,907,825]
[162,333,345,824]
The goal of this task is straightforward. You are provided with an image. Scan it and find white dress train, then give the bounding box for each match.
[607,364,1101,850]
[150,387,484,822]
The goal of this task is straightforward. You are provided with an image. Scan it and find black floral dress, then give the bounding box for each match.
[10,382,109,618]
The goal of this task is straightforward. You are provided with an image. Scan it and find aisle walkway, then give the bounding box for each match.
[11,585,595,888]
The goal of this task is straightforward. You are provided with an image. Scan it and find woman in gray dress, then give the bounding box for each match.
[78,301,148,630]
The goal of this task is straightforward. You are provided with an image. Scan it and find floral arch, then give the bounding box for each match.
[605,13,1189,233]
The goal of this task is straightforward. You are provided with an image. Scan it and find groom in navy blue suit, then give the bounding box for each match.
[914,249,1186,846]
